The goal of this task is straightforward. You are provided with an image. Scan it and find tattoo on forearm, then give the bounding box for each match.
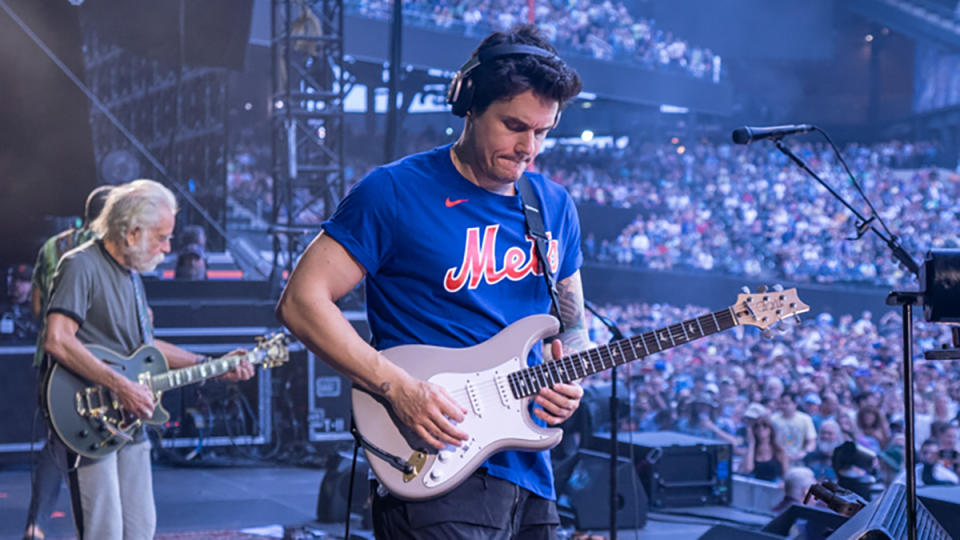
[379,381,391,394]
[556,272,590,353]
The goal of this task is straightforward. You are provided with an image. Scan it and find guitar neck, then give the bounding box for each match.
[509,307,738,399]
[151,351,255,392]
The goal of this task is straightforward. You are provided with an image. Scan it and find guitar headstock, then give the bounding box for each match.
[732,285,809,330]
[253,333,290,368]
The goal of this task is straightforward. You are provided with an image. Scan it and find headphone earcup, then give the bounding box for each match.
[449,75,474,118]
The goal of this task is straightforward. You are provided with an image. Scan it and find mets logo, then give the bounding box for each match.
[443,224,559,293]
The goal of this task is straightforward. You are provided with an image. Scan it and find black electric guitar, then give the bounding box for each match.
[46,333,288,459]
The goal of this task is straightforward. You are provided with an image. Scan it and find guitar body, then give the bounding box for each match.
[352,314,564,501]
[46,344,171,459]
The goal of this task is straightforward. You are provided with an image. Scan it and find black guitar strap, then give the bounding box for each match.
[517,175,565,334]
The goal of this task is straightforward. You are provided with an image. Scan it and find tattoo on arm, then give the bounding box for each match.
[555,271,590,353]
[379,381,391,395]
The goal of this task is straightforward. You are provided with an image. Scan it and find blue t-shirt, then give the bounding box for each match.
[323,143,583,500]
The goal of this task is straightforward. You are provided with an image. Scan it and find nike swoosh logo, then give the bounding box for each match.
[445,197,469,208]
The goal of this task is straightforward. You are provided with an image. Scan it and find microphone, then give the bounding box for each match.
[731,124,815,145]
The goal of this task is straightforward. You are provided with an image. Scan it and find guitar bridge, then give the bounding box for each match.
[76,386,112,419]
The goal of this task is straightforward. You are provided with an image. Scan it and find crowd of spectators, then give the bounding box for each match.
[348,0,721,81]
[580,299,960,494]
[538,139,952,288]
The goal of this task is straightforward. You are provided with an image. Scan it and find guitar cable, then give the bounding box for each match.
[343,431,361,540]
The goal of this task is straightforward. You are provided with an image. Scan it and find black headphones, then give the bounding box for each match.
[446,43,558,118]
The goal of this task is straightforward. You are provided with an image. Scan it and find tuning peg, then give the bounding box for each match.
[741,286,751,294]
[772,284,784,292]
[776,323,790,334]
[757,285,768,293]
[762,329,774,339]
[794,314,802,325]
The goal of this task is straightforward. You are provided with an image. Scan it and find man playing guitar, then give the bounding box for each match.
[43,179,254,540]
[277,24,589,539]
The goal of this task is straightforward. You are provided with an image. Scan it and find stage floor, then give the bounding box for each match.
[0,463,764,539]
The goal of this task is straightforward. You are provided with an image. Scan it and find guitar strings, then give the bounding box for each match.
[433,308,738,414]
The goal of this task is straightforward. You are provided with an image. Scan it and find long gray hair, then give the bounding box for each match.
[91,179,178,245]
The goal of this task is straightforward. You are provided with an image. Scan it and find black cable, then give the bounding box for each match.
[815,127,896,241]
[344,435,361,540]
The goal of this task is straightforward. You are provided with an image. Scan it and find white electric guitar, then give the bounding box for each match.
[352,287,809,500]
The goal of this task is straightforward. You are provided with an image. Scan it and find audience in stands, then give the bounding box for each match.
[772,392,818,464]
[579,298,955,492]
[770,467,816,514]
[803,419,841,482]
[348,0,721,81]
[538,139,948,288]
[740,415,789,482]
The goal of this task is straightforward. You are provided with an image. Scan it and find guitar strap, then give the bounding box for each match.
[130,270,154,346]
[517,175,566,334]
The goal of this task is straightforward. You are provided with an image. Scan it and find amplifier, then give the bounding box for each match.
[151,328,277,452]
[307,311,369,442]
[590,431,733,508]
[0,344,44,454]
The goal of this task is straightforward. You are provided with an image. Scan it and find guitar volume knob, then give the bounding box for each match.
[437,451,451,463]
[78,429,89,438]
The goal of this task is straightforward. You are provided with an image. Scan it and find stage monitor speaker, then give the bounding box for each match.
[317,450,372,527]
[561,449,647,531]
[826,482,949,540]
[697,524,783,540]
[761,503,847,538]
[591,431,732,508]
[919,485,960,540]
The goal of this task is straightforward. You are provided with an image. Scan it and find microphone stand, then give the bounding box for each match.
[770,134,921,540]
[584,300,626,539]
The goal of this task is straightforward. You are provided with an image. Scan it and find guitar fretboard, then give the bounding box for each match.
[507,307,737,399]
[152,352,256,392]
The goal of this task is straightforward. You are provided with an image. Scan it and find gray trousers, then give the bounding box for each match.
[58,438,156,540]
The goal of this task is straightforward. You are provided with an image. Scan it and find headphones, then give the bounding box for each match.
[446,43,558,118]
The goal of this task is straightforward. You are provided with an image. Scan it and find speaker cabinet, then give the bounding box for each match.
[826,482,949,540]
[561,449,647,531]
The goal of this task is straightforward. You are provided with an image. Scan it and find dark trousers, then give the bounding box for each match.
[24,366,64,536]
[372,470,559,540]
[24,431,64,534]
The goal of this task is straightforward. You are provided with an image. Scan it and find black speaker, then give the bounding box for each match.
[697,524,783,540]
[561,449,647,531]
[919,485,960,540]
[761,503,848,538]
[591,431,733,508]
[317,450,372,527]
[826,482,949,540]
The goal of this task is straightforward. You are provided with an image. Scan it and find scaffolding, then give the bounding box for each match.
[270,0,347,278]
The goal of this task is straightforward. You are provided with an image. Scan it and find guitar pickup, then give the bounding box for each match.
[464,379,482,418]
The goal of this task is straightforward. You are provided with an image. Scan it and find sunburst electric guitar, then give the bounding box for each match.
[352,287,809,500]
[46,333,289,459]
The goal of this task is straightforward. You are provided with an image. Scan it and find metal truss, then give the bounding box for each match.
[270,0,348,276]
